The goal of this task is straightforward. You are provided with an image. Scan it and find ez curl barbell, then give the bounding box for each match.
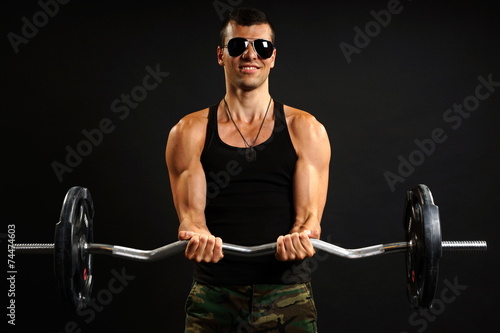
[13,185,486,311]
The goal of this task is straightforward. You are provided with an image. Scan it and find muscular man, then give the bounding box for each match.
[166,7,330,332]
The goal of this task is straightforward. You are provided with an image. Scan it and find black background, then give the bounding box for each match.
[3,0,499,332]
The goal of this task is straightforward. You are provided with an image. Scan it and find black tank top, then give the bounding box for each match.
[194,100,311,285]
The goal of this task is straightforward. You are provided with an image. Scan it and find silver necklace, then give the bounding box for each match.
[223,97,272,162]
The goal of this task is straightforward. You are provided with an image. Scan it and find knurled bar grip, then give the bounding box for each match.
[13,239,488,261]
[14,243,55,254]
[441,240,488,252]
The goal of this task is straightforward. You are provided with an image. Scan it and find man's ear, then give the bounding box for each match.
[217,46,225,66]
[269,48,277,69]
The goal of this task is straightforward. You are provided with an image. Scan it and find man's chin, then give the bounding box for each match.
[235,78,267,91]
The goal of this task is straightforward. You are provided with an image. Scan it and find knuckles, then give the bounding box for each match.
[275,231,315,261]
[184,234,224,263]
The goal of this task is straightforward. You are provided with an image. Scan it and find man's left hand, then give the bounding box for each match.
[275,230,317,261]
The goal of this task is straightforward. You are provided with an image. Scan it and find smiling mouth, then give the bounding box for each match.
[239,66,260,73]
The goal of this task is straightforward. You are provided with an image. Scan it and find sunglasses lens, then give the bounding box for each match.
[226,38,274,58]
[227,38,248,57]
[254,39,274,59]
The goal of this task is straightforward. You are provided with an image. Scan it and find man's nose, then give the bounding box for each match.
[241,41,257,59]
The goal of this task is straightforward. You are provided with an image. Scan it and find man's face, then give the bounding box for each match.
[218,22,276,91]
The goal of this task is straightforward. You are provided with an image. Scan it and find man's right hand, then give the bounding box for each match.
[178,231,224,263]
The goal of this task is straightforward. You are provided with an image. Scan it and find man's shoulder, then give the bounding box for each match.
[167,107,212,148]
[171,107,210,133]
[283,104,309,116]
[282,104,329,152]
[283,104,324,130]
[179,107,210,125]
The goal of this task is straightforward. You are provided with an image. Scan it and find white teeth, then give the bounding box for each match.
[242,67,257,70]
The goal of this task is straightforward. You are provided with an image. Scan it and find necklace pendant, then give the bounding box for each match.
[223,97,272,163]
[245,147,257,162]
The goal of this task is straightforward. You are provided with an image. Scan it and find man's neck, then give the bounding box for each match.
[223,86,272,122]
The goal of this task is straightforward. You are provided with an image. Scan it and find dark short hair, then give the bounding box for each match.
[220,7,275,46]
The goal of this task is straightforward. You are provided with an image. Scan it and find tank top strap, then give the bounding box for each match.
[203,103,219,152]
[273,100,285,124]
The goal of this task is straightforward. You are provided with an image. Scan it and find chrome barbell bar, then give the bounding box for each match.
[14,238,487,261]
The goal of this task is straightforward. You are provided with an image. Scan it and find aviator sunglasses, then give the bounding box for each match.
[223,37,275,59]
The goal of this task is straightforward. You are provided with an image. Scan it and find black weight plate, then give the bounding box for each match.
[54,187,94,310]
[404,184,442,308]
[422,203,442,307]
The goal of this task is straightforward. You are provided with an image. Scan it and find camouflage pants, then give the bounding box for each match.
[185,281,318,333]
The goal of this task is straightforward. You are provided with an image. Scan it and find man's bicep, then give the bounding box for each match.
[165,121,207,222]
[293,121,331,224]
